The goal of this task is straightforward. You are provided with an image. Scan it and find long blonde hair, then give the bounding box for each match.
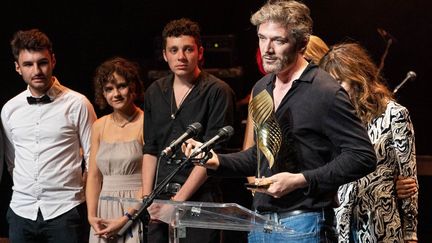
[304,35,329,64]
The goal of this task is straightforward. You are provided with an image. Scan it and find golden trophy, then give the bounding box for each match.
[248,90,282,182]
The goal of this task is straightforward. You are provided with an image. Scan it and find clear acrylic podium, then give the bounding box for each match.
[150,199,293,243]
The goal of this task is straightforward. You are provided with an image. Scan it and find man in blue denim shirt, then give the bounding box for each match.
[184,1,377,242]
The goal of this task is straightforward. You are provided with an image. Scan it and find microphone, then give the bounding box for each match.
[393,71,417,94]
[190,126,234,158]
[160,122,202,158]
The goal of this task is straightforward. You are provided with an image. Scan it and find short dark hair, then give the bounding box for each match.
[93,57,144,110]
[10,29,53,61]
[162,18,202,49]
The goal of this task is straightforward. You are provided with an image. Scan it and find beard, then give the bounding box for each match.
[262,54,295,74]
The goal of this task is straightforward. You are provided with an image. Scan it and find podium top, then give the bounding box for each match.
[151,199,292,233]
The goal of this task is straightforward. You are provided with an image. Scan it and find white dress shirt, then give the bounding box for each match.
[1,78,96,220]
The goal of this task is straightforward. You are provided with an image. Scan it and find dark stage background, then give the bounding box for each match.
[1,0,431,241]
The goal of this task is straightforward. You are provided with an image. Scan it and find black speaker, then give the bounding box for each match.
[202,35,237,68]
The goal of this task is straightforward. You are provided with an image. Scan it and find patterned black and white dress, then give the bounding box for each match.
[335,101,418,242]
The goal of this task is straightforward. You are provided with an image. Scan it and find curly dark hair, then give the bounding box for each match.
[10,29,53,61]
[93,57,144,110]
[162,18,201,50]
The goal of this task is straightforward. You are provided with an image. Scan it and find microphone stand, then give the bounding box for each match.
[393,73,415,94]
[117,152,211,240]
[376,38,392,80]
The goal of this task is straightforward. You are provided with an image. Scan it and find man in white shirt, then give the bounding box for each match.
[1,29,97,243]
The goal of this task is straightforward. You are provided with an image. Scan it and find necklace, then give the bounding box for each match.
[112,109,139,128]
[170,85,194,120]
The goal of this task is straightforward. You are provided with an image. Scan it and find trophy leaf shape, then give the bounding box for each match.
[249,90,282,169]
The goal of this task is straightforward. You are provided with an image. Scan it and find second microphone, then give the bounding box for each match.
[190,126,234,158]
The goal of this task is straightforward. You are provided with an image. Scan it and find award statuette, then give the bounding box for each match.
[248,90,282,178]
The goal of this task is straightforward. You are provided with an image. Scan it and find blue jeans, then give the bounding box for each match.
[7,204,88,243]
[248,209,337,243]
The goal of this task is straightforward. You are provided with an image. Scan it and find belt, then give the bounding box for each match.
[278,209,315,217]
[260,208,332,221]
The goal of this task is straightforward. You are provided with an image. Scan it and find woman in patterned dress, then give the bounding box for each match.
[319,43,418,243]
